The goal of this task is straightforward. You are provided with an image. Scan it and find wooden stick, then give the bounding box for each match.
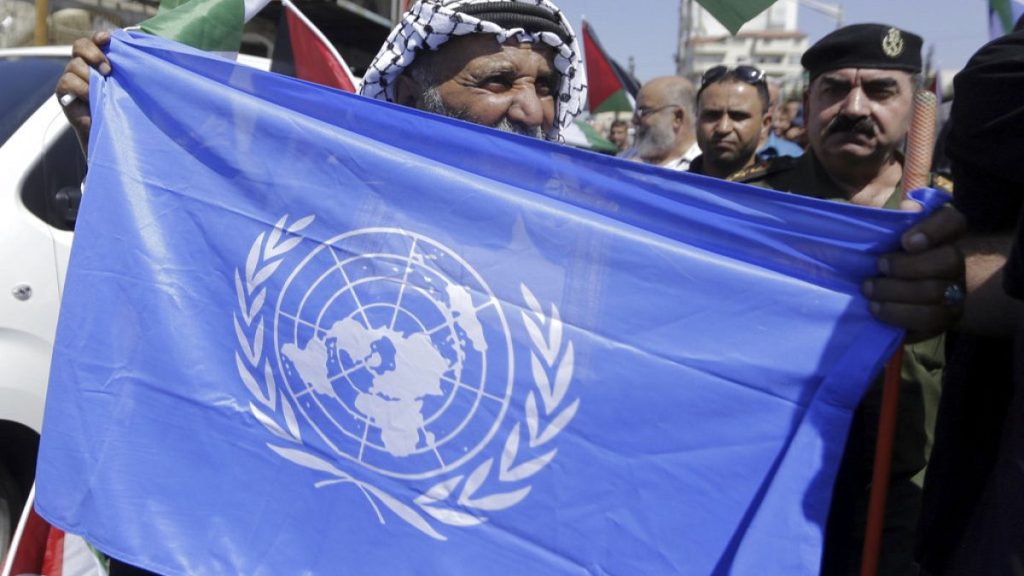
[860,347,904,576]
[900,90,938,196]
[860,88,938,575]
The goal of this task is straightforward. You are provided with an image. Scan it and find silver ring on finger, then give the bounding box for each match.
[943,282,966,308]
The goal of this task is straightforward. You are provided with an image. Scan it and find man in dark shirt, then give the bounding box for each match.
[917,23,1024,576]
[688,65,771,180]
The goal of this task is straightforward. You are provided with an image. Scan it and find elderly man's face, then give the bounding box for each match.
[632,86,683,159]
[696,80,769,174]
[404,34,558,138]
[806,68,914,162]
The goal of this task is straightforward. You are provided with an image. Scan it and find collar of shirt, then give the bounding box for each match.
[665,142,702,171]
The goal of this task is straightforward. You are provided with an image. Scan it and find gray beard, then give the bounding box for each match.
[419,86,545,140]
[633,121,677,162]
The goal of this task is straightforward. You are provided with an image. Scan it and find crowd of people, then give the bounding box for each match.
[608,65,806,174]
[53,0,1022,574]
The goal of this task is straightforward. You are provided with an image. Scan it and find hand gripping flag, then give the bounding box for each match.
[36,31,949,576]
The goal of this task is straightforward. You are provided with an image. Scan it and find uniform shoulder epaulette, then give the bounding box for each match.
[730,155,799,184]
[931,174,954,194]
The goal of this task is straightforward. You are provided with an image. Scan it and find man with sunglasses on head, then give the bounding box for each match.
[738,24,955,576]
[626,76,701,170]
[688,65,772,180]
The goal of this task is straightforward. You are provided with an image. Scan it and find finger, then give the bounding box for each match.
[869,301,960,340]
[878,244,964,281]
[64,57,94,87]
[863,277,952,305]
[56,75,88,114]
[92,30,112,46]
[898,205,967,253]
[71,37,112,76]
[56,70,90,101]
[897,198,924,213]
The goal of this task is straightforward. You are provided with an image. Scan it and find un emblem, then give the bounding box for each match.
[275,227,513,479]
[234,216,578,539]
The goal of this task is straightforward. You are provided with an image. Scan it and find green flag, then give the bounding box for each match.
[990,0,1024,37]
[696,0,779,35]
[563,119,619,153]
[140,0,270,52]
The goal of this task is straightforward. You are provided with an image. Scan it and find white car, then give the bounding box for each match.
[0,44,270,561]
[0,45,80,558]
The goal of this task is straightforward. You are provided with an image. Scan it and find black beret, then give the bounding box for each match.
[802,23,922,80]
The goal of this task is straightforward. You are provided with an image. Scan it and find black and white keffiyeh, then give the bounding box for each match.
[359,0,586,140]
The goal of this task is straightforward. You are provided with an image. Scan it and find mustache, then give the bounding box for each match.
[494,118,544,139]
[825,114,877,137]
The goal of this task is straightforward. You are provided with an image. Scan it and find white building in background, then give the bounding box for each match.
[687,0,808,88]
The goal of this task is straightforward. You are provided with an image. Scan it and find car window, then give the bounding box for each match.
[0,56,67,146]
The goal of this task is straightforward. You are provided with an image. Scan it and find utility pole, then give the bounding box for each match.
[797,0,843,29]
[676,0,694,77]
[34,0,48,46]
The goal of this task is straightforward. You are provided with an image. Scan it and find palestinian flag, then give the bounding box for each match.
[270,0,359,93]
[562,119,618,154]
[3,487,107,576]
[695,0,779,35]
[990,0,1024,37]
[581,19,639,114]
[140,0,272,53]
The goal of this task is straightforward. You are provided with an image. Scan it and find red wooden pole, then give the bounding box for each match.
[861,88,938,575]
[860,346,904,576]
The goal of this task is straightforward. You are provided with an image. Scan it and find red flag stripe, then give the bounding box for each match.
[581,19,632,112]
[40,526,65,576]
[282,0,358,92]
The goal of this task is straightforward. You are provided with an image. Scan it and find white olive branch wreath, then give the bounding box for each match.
[412,285,580,528]
[235,218,579,540]
[234,214,313,445]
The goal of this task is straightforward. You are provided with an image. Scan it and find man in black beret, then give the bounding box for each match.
[737,23,960,576]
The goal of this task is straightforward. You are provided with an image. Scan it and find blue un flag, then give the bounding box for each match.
[36,31,948,575]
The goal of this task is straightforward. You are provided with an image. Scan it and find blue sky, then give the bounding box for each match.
[552,0,991,82]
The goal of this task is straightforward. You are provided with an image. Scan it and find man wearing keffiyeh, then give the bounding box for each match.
[58,0,586,151]
[360,0,586,142]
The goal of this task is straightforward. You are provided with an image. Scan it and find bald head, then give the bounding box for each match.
[632,76,698,166]
[637,76,696,121]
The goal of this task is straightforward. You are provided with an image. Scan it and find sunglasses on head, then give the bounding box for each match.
[700,65,766,87]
